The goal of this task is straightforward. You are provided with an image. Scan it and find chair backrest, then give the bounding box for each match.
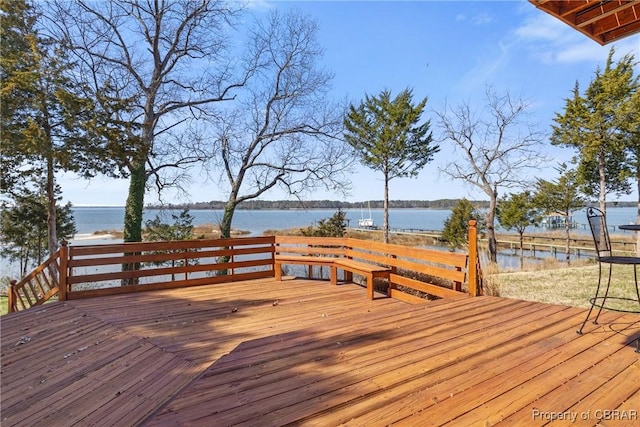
[586,207,612,258]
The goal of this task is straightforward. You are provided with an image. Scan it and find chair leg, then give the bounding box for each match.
[634,265,640,305]
[592,263,613,325]
[578,262,606,335]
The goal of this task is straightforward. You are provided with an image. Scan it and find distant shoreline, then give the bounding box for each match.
[73,200,638,210]
[146,199,486,210]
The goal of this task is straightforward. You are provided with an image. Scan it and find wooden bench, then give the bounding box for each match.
[273,223,480,301]
[330,259,391,300]
[274,255,336,281]
[274,236,346,281]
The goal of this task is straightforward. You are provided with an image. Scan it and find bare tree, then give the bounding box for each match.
[49,0,247,244]
[206,10,353,239]
[435,87,547,263]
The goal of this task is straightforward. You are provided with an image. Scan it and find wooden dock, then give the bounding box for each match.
[2,277,638,426]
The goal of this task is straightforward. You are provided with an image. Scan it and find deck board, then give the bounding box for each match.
[1,277,638,426]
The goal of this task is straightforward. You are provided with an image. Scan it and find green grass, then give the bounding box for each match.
[489,264,640,311]
[1,296,8,316]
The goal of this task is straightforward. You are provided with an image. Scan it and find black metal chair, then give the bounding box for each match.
[577,207,640,334]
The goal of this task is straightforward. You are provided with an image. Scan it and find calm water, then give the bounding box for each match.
[71,206,638,237]
[71,207,455,236]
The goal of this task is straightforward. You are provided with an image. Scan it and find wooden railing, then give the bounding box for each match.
[62,236,275,300]
[7,222,481,312]
[7,236,275,312]
[275,220,481,301]
[8,250,62,312]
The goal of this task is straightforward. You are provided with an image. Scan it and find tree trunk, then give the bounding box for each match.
[42,106,57,257]
[487,192,498,264]
[598,146,607,213]
[383,172,390,244]
[123,163,146,243]
[217,197,238,276]
[564,213,571,265]
[122,161,146,285]
[518,231,524,270]
[46,155,57,256]
[220,200,235,239]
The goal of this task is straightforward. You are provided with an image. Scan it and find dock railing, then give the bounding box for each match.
[7,221,481,312]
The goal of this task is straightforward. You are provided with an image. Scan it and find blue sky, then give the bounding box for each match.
[60,0,640,206]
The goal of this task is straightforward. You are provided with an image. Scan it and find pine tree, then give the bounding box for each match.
[533,164,586,265]
[143,210,196,281]
[344,88,438,243]
[498,191,540,268]
[0,185,76,276]
[301,210,347,237]
[441,199,481,251]
[1,0,112,256]
[551,48,638,213]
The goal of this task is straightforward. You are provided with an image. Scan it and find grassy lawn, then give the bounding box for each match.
[1,296,8,316]
[490,263,640,311]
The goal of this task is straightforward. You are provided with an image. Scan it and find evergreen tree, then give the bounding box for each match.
[0,185,75,276]
[441,199,481,251]
[144,209,195,243]
[498,191,539,268]
[533,164,586,265]
[344,88,439,243]
[301,210,347,237]
[622,71,640,255]
[1,0,113,256]
[551,48,638,213]
[143,209,196,281]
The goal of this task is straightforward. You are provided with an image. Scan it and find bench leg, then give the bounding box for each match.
[366,274,374,300]
[330,266,338,285]
[275,262,282,281]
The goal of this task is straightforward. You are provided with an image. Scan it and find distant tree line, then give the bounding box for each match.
[146,199,637,211]
[146,199,491,211]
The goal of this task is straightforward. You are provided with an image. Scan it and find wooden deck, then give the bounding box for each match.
[2,277,639,426]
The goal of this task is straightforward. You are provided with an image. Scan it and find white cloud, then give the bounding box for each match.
[471,12,493,26]
[512,9,640,66]
[455,10,493,26]
[514,12,570,42]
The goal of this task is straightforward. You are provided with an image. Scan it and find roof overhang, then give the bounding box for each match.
[528,0,640,45]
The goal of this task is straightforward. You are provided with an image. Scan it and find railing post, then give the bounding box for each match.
[184,248,188,282]
[271,238,277,278]
[59,240,69,301]
[468,220,479,297]
[8,280,16,313]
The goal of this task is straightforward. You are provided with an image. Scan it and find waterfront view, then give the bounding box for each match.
[70,206,638,239]
[2,206,637,279]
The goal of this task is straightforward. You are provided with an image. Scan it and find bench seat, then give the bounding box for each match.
[274,255,336,280]
[331,259,391,300]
